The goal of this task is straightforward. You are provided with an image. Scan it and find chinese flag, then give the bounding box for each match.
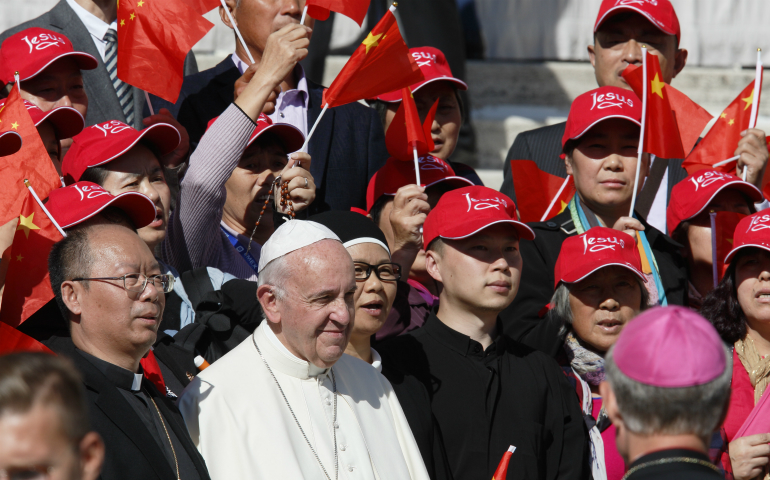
[0,187,63,328]
[491,446,516,480]
[510,160,575,223]
[306,0,370,26]
[620,54,685,160]
[713,211,745,282]
[0,322,53,354]
[623,63,712,156]
[186,0,220,14]
[140,349,168,395]
[683,77,762,175]
[385,88,436,161]
[0,88,61,225]
[322,7,423,108]
[117,0,214,104]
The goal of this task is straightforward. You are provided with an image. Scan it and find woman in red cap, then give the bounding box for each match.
[702,212,770,480]
[667,169,765,309]
[547,227,649,480]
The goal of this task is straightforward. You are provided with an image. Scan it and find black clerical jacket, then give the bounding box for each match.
[379,314,591,480]
[625,448,724,480]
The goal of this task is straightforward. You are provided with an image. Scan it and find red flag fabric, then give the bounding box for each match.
[0,322,53,354]
[385,88,435,161]
[683,76,762,175]
[510,160,575,223]
[117,0,214,104]
[306,0,370,26]
[713,211,745,282]
[140,349,168,395]
[491,446,516,480]
[322,8,423,108]
[623,63,712,156]
[186,0,221,14]
[0,187,63,327]
[620,54,685,160]
[0,88,61,225]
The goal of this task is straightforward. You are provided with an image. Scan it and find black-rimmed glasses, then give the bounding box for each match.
[353,262,401,282]
[72,273,175,294]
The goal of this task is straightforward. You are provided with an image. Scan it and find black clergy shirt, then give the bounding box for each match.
[78,351,200,480]
[379,313,590,480]
[625,448,723,480]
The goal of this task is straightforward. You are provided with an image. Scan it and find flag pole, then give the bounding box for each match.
[302,103,328,151]
[744,48,762,183]
[713,155,740,168]
[24,180,66,238]
[300,5,308,25]
[629,47,648,218]
[541,175,571,222]
[219,0,255,64]
[144,91,155,116]
[710,212,718,289]
[412,146,421,186]
[14,72,20,94]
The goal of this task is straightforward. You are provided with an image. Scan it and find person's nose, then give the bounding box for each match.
[622,38,643,67]
[139,276,161,303]
[140,180,161,205]
[257,169,275,188]
[600,295,620,311]
[364,273,384,293]
[53,95,72,109]
[329,297,352,325]
[282,0,302,16]
[604,154,624,172]
[490,250,510,272]
[760,269,770,282]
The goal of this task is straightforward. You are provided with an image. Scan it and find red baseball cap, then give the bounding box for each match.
[667,169,762,234]
[366,155,473,211]
[562,86,641,150]
[423,185,534,250]
[0,99,84,140]
[46,181,157,229]
[62,120,180,184]
[0,28,98,86]
[206,113,305,153]
[375,47,468,103]
[725,212,770,264]
[594,0,681,43]
[0,131,21,157]
[554,227,645,289]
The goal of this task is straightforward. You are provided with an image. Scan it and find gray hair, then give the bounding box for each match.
[604,343,732,441]
[548,275,650,337]
[257,254,291,301]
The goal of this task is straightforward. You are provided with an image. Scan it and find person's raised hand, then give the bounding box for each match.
[612,216,645,242]
[142,108,190,168]
[277,152,315,212]
[729,433,770,480]
[234,64,282,114]
[736,128,768,188]
[388,185,430,279]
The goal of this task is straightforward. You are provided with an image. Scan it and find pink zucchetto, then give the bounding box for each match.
[612,306,727,388]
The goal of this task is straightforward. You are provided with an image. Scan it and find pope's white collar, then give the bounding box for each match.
[260,322,328,379]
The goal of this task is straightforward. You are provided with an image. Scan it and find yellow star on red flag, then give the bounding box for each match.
[120,19,125,26]
[137,0,145,6]
[720,112,727,119]
[10,121,18,130]
[362,32,384,54]
[130,13,135,20]
[729,119,735,125]
[16,213,40,239]
[650,73,665,99]
[742,89,754,111]
[15,255,22,262]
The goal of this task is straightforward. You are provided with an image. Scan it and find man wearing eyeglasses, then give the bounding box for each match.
[46,223,212,480]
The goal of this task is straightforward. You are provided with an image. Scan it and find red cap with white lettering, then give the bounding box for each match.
[594,0,681,43]
[562,86,642,151]
[0,99,84,140]
[725,213,770,264]
[0,27,98,86]
[423,185,534,250]
[62,120,181,184]
[666,169,762,234]
[46,182,157,229]
[366,155,474,211]
[375,47,468,103]
[0,131,21,157]
[554,227,645,289]
[206,113,304,153]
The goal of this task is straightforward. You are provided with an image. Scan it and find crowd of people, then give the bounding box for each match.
[0,0,769,479]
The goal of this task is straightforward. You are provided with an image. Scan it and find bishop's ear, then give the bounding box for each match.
[61,281,83,317]
[257,284,281,324]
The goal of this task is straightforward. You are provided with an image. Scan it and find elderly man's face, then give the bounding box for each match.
[268,240,356,368]
[64,225,165,366]
[228,0,313,57]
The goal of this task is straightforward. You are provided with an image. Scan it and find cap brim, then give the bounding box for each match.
[725,243,770,264]
[36,106,84,139]
[680,181,764,228]
[20,51,99,82]
[59,191,157,229]
[568,115,641,146]
[376,77,469,103]
[561,262,647,286]
[90,123,181,169]
[381,175,474,196]
[441,218,536,242]
[594,6,678,38]
[247,123,305,153]
[0,131,22,157]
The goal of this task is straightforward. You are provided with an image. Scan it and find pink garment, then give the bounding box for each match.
[592,397,626,480]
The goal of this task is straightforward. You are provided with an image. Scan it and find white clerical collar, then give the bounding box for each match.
[259,322,328,379]
[371,348,382,373]
[132,373,143,392]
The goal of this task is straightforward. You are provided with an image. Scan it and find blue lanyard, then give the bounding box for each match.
[220,226,260,274]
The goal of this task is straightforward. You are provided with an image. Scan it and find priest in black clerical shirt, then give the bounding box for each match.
[45,220,211,480]
[379,186,590,480]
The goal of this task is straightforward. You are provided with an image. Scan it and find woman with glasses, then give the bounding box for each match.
[310,211,400,370]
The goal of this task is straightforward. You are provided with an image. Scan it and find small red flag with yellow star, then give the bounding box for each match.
[510,160,575,223]
[491,445,516,480]
[117,0,214,103]
[385,87,436,162]
[306,0,370,26]
[0,87,61,225]
[0,185,63,328]
[0,322,53,354]
[322,6,423,108]
[683,76,763,175]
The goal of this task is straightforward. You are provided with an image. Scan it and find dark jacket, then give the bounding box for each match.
[501,208,688,356]
[150,57,389,212]
[0,0,197,129]
[42,336,211,480]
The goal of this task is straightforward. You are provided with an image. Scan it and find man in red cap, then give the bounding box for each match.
[499,0,767,233]
[600,306,731,479]
[379,185,590,480]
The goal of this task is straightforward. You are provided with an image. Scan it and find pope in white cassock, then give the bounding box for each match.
[178,221,430,480]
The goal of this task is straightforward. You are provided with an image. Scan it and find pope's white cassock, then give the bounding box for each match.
[178,321,431,480]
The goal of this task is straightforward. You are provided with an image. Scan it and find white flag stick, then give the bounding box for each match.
[713,155,740,168]
[14,72,20,94]
[541,175,571,222]
[629,47,648,218]
[144,91,155,116]
[749,49,762,129]
[219,0,255,65]
[413,145,421,186]
[300,5,308,25]
[24,180,66,238]
[302,103,328,151]
[710,212,718,289]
